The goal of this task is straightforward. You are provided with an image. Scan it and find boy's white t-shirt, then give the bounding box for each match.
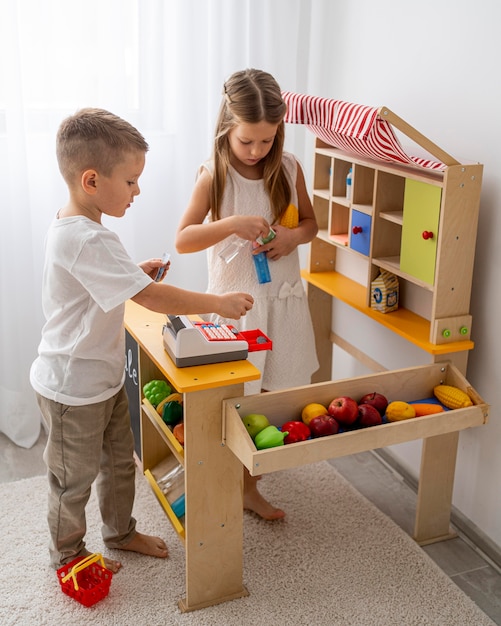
[30,216,152,406]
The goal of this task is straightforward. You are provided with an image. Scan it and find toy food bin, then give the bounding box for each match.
[223,362,487,476]
[222,361,488,545]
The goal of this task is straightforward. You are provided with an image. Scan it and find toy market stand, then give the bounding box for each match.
[124,91,489,613]
[125,300,488,612]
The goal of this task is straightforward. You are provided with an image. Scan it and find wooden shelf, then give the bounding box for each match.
[144,469,185,540]
[379,210,403,225]
[301,269,474,355]
[142,399,184,463]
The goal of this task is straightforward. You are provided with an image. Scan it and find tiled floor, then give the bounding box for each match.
[2,430,500,624]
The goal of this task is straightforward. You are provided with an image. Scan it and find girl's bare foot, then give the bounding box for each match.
[119,532,169,558]
[244,471,285,521]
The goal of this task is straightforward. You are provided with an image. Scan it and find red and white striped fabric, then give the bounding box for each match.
[282,91,446,171]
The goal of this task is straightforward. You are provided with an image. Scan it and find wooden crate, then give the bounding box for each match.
[223,362,488,477]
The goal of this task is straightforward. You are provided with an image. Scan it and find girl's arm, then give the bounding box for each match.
[175,168,272,253]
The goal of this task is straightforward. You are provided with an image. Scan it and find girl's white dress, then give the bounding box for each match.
[203,152,319,394]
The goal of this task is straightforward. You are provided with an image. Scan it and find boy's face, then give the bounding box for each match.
[92,151,145,220]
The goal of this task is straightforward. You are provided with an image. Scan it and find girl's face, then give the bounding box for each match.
[228,121,279,169]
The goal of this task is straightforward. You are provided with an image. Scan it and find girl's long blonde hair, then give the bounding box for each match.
[210,68,290,222]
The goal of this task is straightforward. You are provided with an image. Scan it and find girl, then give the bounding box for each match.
[176,69,319,520]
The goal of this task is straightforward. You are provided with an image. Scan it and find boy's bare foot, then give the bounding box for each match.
[118,532,169,558]
[103,557,123,573]
[244,471,285,521]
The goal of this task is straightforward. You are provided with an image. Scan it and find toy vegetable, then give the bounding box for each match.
[173,422,184,445]
[279,204,299,228]
[281,420,310,444]
[411,403,445,416]
[254,425,289,449]
[142,380,171,407]
[433,385,473,409]
[386,401,416,422]
[162,400,183,426]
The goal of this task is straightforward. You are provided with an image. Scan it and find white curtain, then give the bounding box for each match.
[0,0,334,447]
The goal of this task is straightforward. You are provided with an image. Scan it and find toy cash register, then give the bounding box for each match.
[162,315,272,367]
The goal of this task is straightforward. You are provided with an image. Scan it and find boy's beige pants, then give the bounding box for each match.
[36,386,137,568]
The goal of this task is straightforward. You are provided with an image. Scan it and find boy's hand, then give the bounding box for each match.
[218,292,254,319]
[139,256,171,281]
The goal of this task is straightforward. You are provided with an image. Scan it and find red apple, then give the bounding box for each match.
[357,403,383,428]
[309,414,340,438]
[328,396,358,426]
[358,392,388,416]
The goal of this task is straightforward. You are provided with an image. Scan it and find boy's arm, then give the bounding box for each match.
[131,282,253,320]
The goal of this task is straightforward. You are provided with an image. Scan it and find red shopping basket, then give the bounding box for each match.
[57,553,112,607]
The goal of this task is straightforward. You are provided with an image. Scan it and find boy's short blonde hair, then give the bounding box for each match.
[56,108,149,185]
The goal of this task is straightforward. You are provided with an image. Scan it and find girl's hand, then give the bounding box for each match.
[139,257,171,281]
[231,215,272,242]
[254,224,297,260]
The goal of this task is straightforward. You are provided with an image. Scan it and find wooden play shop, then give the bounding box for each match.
[125,94,488,612]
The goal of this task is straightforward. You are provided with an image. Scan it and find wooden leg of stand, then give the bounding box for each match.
[308,283,332,383]
[413,431,459,545]
[179,384,248,612]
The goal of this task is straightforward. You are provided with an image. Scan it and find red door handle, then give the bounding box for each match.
[352,226,363,234]
[422,231,434,240]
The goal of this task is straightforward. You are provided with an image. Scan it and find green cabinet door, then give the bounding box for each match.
[400,179,441,286]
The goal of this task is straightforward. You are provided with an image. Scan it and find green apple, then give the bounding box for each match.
[242,413,270,439]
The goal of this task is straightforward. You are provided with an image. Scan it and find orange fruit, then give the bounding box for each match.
[301,403,328,426]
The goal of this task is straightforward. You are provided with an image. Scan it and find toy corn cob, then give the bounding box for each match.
[433,384,473,409]
[280,204,299,228]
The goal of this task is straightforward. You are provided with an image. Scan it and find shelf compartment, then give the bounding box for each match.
[313,153,332,191]
[352,164,375,206]
[312,194,329,230]
[329,234,349,247]
[372,257,435,292]
[144,469,185,540]
[332,158,352,197]
[223,362,488,477]
[379,210,403,225]
[142,399,184,463]
[329,201,349,241]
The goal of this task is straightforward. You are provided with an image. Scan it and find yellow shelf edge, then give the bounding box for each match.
[144,469,185,540]
[301,270,473,355]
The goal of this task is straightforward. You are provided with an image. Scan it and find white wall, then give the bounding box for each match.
[312,0,501,549]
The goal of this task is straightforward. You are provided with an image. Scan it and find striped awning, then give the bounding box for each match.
[282,91,447,171]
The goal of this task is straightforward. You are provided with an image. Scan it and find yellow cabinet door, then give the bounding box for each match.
[400,179,442,285]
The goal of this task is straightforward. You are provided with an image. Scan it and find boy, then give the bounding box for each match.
[30,108,253,573]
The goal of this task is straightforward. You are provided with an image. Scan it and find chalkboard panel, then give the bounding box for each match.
[125,330,141,459]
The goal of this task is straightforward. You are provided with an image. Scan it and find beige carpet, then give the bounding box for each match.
[0,462,494,626]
